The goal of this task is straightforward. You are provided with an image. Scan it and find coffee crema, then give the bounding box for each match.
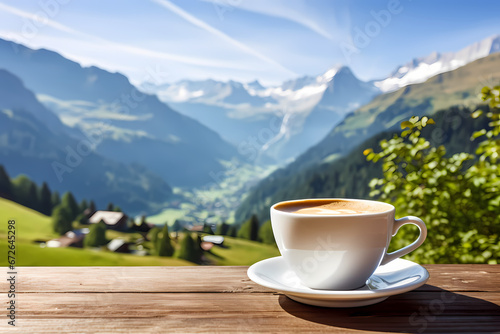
[274,199,389,216]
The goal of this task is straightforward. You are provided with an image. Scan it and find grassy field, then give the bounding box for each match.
[147,208,188,225]
[0,197,279,266]
[0,197,57,243]
[0,239,192,266]
[0,197,193,266]
[205,236,280,266]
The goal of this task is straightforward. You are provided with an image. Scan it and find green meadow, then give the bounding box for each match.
[0,197,279,266]
[205,237,280,266]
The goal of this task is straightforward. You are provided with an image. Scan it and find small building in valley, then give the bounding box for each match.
[46,228,89,248]
[107,239,130,253]
[202,235,224,245]
[188,225,204,232]
[89,211,128,231]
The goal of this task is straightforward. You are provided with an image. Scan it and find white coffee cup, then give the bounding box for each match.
[270,198,427,290]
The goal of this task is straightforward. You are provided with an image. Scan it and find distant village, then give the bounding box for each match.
[43,208,225,260]
[0,165,274,264]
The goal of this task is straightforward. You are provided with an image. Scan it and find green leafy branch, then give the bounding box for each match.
[364,87,500,264]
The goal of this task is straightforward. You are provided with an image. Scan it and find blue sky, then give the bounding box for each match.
[0,0,499,85]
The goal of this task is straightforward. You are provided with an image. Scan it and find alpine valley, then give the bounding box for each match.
[236,36,500,222]
[0,34,499,221]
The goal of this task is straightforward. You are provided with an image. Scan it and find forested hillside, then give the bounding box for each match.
[235,52,500,223]
[236,105,491,222]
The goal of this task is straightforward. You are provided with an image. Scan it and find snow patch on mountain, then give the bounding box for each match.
[141,65,346,118]
[375,34,500,92]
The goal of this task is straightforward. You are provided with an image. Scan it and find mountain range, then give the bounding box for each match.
[0,69,172,213]
[142,65,379,162]
[143,34,500,163]
[235,103,493,223]
[1,34,499,218]
[374,34,500,92]
[235,50,500,222]
[0,38,239,188]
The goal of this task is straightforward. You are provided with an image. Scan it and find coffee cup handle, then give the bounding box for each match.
[380,216,427,266]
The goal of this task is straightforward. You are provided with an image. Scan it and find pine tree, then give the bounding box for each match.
[237,215,259,241]
[61,192,79,220]
[106,202,114,211]
[149,226,161,247]
[215,222,229,235]
[79,199,88,214]
[156,224,174,257]
[84,221,108,247]
[28,182,39,212]
[171,220,183,238]
[171,220,182,232]
[258,220,275,245]
[39,182,53,216]
[203,223,214,235]
[227,225,238,237]
[177,232,199,263]
[88,200,96,215]
[76,213,89,225]
[0,165,12,199]
[12,175,36,208]
[52,204,73,235]
[51,191,61,210]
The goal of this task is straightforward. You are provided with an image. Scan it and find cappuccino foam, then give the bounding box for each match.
[275,199,389,216]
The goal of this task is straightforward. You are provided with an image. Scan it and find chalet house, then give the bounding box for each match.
[46,228,89,248]
[107,239,130,253]
[202,235,224,246]
[89,211,128,231]
[131,219,154,233]
[188,225,204,232]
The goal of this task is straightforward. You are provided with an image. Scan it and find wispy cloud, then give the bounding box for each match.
[243,4,333,41]
[0,2,87,36]
[151,0,297,76]
[203,0,349,42]
[0,2,254,72]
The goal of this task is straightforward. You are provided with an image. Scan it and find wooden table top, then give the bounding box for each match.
[2,265,500,333]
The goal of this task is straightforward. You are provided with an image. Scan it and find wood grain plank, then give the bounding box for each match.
[13,266,264,293]
[2,265,499,333]
[8,265,500,293]
[4,318,500,334]
[423,265,500,292]
[2,292,499,333]
[11,292,500,317]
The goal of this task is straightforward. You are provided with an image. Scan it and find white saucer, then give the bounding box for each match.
[247,256,429,308]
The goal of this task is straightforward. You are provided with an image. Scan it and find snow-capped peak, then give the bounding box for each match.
[321,66,342,82]
[375,34,500,92]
